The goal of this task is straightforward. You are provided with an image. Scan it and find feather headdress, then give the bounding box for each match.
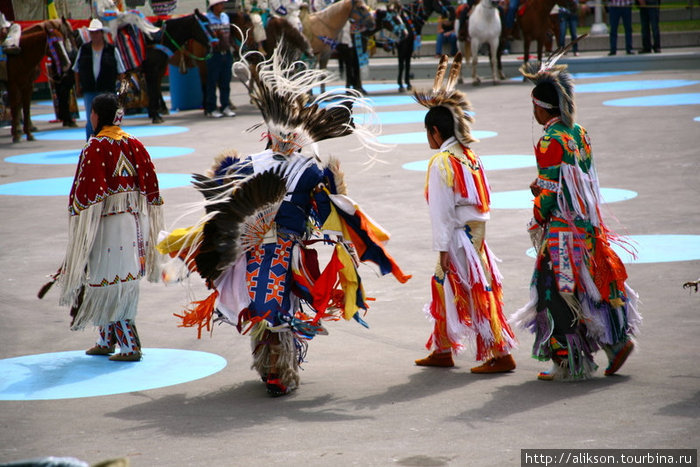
[519,34,588,128]
[413,53,477,147]
[233,46,381,157]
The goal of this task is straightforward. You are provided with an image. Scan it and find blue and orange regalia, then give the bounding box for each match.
[157,49,410,396]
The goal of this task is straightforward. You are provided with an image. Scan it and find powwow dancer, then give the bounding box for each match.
[158,49,411,396]
[413,54,517,373]
[511,37,641,381]
[57,92,164,361]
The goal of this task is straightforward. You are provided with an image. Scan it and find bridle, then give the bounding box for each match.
[160,14,219,61]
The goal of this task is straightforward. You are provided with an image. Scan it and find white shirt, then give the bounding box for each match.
[428,136,490,251]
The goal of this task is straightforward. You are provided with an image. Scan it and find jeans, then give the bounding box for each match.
[205,51,233,113]
[436,32,457,56]
[82,92,98,140]
[505,0,519,29]
[639,1,660,51]
[608,6,633,54]
[559,10,578,52]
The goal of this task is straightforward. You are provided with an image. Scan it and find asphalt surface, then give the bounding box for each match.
[1,58,699,466]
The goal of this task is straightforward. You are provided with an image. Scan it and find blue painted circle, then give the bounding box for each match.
[490,187,638,210]
[37,95,171,106]
[694,116,700,122]
[510,71,641,82]
[0,348,227,400]
[319,95,417,108]
[403,154,535,172]
[315,83,403,94]
[604,93,700,107]
[577,80,700,93]
[32,112,86,122]
[0,173,194,196]
[32,111,174,122]
[5,147,195,165]
[378,130,498,145]
[526,234,700,264]
[34,125,190,141]
[355,109,475,126]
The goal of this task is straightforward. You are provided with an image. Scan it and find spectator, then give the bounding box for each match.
[638,0,661,53]
[559,0,580,55]
[608,0,635,55]
[204,0,236,118]
[73,18,126,139]
[436,15,458,57]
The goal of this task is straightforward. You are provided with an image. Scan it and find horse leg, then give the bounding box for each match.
[497,38,506,80]
[489,40,499,84]
[319,53,330,94]
[458,39,469,84]
[9,85,21,143]
[537,39,544,65]
[22,87,34,141]
[522,38,530,66]
[471,41,481,86]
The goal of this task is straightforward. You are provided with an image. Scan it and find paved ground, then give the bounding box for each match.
[1,58,699,466]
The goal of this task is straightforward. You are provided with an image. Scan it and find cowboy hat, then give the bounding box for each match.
[208,0,228,8]
[87,18,105,32]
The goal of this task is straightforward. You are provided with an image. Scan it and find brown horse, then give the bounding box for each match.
[6,20,71,143]
[262,16,313,62]
[518,0,575,66]
[299,0,375,92]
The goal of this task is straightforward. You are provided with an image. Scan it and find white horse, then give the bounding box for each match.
[468,0,504,85]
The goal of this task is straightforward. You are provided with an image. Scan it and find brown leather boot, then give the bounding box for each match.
[470,354,516,373]
[415,351,454,367]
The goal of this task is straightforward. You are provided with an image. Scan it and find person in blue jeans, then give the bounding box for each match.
[559,0,579,55]
[608,0,635,55]
[435,15,458,57]
[205,0,236,118]
[504,0,519,38]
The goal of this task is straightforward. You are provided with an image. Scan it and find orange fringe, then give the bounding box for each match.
[593,238,628,302]
[174,290,218,339]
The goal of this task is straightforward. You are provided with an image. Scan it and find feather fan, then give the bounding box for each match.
[194,167,288,283]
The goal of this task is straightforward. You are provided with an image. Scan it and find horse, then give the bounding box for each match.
[392,0,455,92]
[467,0,505,85]
[369,7,408,56]
[518,0,576,66]
[6,20,71,143]
[335,7,406,93]
[299,0,375,93]
[140,10,217,123]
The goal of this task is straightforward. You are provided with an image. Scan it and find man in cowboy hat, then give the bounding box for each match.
[73,18,126,139]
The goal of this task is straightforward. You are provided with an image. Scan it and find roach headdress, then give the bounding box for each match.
[413,53,477,147]
[234,46,378,157]
[520,34,588,129]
